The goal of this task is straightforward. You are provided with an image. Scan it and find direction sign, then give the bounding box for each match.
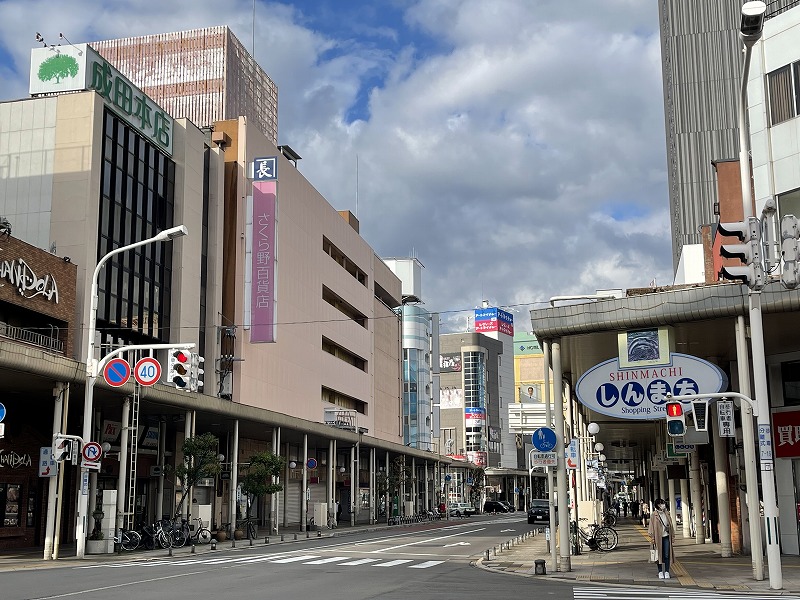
[531,427,557,452]
[134,357,162,386]
[0,402,5,422]
[39,446,57,478]
[103,358,131,387]
[82,441,103,462]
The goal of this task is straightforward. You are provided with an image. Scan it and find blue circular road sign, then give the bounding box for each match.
[103,358,131,388]
[307,458,318,469]
[0,402,5,423]
[531,427,557,452]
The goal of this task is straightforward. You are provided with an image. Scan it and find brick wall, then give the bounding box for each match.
[0,234,77,355]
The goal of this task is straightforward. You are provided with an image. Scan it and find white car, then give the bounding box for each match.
[449,502,476,517]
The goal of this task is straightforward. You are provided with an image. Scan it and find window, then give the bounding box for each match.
[767,62,800,125]
[778,188,800,224]
[782,361,800,406]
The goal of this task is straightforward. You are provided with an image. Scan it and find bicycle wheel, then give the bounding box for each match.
[196,528,212,544]
[247,521,257,540]
[121,530,141,551]
[157,529,172,549]
[169,524,187,548]
[593,526,618,551]
[603,513,616,527]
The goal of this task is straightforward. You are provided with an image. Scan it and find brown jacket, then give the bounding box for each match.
[647,508,675,564]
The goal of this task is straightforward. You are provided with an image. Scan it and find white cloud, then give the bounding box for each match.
[0,0,672,332]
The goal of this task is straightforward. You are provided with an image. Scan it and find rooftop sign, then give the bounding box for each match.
[29,44,173,155]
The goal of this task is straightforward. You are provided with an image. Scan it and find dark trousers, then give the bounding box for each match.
[657,536,671,573]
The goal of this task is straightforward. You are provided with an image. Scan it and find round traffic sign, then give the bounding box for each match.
[103,358,131,387]
[134,357,162,386]
[307,458,318,469]
[82,441,103,462]
[531,427,558,452]
[0,402,5,423]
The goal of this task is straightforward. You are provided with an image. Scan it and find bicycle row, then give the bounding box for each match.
[115,517,213,551]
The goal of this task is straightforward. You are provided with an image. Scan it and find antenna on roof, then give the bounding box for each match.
[35,32,47,47]
[58,32,83,55]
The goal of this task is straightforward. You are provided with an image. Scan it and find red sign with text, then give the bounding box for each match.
[772,410,800,458]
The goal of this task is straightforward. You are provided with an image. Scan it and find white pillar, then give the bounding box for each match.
[737,316,763,579]
[44,383,65,560]
[52,383,70,560]
[115,397,130,545]
[302,434,308,532]
[552,339,571,572]
[689,449,704,544]
[712,403,733,557]
[229,420,239,545]
[680,477,691,538]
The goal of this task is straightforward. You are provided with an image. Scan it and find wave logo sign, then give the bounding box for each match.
[576,354,728,421]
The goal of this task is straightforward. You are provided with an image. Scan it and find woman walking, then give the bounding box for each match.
[647,498,675,579]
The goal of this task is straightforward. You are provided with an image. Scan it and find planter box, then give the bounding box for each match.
[86,539,108,555]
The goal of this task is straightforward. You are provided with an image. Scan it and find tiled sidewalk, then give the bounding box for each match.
[476,518,800,594]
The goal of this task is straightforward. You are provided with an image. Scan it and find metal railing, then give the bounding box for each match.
[0,321,64,353]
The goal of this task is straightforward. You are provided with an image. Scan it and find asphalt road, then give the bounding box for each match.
[8,514,581,600]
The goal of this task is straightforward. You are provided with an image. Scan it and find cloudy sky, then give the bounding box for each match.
[0,0,672,332]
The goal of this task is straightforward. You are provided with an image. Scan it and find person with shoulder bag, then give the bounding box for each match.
[647,498,675,579]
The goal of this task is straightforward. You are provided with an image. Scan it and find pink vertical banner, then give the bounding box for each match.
[251,181,276,342]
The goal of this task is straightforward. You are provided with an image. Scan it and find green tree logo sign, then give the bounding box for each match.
[38,54,79,84]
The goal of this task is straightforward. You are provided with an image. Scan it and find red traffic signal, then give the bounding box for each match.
[665,401,686,436]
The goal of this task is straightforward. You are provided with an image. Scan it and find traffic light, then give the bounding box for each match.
[718,217,766,290]
[691,398,709,432]
[189,353,205,392]
[665,401,686,437]
[781,214,799,289]
[53,435,72,462]
[168,349,191,390]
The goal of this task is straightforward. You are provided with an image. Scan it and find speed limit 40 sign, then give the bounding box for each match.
[134,357,162,386]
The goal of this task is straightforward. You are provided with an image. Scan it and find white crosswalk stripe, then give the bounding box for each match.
[574,586,800,600]
[76,554,447,571]
[339,558,380,566]
[408,560,444,569]
[373,560,413,567]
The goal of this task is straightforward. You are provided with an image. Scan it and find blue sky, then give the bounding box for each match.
[0,0,672,332]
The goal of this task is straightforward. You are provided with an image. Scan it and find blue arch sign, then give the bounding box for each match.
[575,353,728,420]
[531,427,557,452]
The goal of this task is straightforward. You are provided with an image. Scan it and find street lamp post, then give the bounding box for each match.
[75,225,188,558]
[737,1,782,589]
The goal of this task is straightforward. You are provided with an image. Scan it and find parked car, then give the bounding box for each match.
[449,502,476,517]
[483,500,510,514]
[527,499,551,524]
[499,501,516,512]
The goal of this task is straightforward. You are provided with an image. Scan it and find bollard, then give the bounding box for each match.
[294,534,298,541]
[250,537,253,546]
[168,547,173,557]
[306,531,310,538]
[317,530,322,537]
[280,534,285,542]
[265,536,269,544]
[191,544,196,554]
[486,549,490,560]
[534,559,546,575]
[210,539,217,551]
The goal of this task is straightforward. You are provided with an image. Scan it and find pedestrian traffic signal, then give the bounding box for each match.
[781,214,799,289]
[665,401,686,437]
[53,435,73,462]
[168,349,191,390]
[718,217,766,290]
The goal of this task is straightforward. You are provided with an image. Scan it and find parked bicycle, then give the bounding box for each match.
[237,517,258,539]
[570,518,618,551]
[602,509,617,527]
[114,528,142,551]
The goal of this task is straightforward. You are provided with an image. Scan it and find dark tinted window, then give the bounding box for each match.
[531,500,548,508]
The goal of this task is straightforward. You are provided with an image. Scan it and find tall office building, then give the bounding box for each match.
[658,0,798,272]
[91,26,278,145]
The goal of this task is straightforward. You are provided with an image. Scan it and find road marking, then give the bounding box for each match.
[443,541,470,547]
[373,559,413,567]
[339,558,380,566]
[370,528,483,553]
[302,557,349,565]
[270,555,320,563]
[408,560,444,569]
